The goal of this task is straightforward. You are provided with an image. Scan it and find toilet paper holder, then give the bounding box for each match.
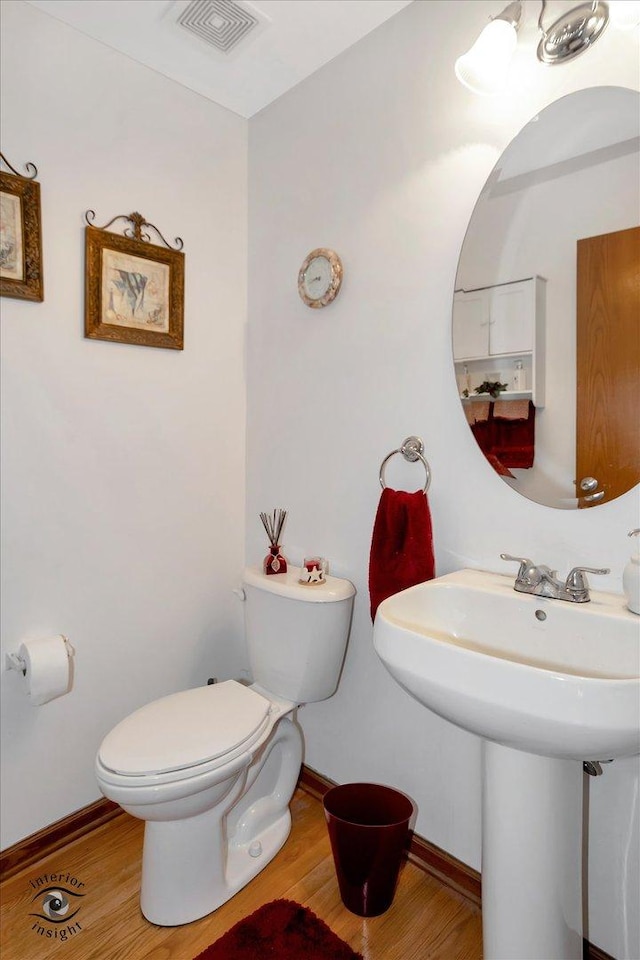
[6,650,27,675]
[5,635,75,674]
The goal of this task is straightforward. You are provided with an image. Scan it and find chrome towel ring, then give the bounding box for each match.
[379,436,431,494]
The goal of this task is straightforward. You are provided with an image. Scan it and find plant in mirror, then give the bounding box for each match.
[452,86,640,509]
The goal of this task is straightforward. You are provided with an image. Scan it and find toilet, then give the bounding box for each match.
[95,565,355,926]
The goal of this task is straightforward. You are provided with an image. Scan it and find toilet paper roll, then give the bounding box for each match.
[19,635,74,705]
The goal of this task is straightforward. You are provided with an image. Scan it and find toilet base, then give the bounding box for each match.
[141,805,292,925]
[139,715,302,926]
[227,809,292,898]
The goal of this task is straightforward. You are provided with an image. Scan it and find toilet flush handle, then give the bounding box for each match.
[233,587,246,601]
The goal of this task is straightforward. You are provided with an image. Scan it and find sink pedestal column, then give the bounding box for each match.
[482,741,583,960]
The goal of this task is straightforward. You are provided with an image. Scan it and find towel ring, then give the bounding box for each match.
[379,436,431,494]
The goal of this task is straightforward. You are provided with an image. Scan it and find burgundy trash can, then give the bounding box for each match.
[323,782,414,917]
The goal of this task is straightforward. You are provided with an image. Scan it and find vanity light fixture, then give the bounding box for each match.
[454,1,522,95]
[537,0,609,63]
[455,0,612,95]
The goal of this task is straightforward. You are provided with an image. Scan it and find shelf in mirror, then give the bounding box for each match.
[461,391,532,402]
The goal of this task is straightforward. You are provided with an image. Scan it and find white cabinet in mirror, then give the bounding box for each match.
[452,87,640,510]
[453,276,545,407]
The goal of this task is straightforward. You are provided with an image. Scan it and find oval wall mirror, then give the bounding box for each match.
[452,87,640,509]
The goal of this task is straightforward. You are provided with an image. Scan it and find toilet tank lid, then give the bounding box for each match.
[243,566,355,602]
[98,681,272,776]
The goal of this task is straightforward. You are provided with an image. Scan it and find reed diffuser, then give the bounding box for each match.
[259,509,288,575]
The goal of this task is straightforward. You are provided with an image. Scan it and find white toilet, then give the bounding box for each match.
[95,565,355,926]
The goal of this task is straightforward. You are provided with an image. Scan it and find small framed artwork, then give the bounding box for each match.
[0,153,44,302]
[84,210,185,350]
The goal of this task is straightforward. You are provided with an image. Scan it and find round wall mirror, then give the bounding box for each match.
[452,87,640,509]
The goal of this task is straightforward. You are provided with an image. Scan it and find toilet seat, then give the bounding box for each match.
[98,681,273,783]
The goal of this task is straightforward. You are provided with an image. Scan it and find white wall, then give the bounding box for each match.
[247,2,640,957]
[0,1,248,847]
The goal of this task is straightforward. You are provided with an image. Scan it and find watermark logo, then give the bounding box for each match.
[28,872,85,943]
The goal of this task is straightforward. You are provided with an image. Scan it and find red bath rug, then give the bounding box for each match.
[193,899,363,960]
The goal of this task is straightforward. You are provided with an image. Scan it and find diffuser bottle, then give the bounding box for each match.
[623,529,640,614]
[259,509,288,576]
[264,545,287,576]
[512,359,525,391]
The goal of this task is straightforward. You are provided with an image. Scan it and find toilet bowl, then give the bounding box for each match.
[96,566,355,926]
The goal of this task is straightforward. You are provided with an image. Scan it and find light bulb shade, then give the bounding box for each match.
[455,18,518,95]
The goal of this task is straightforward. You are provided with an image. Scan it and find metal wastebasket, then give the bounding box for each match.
[323,782,414,917]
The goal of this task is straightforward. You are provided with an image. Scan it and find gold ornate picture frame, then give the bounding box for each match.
[0,153,44,302]
[84,210,185,350]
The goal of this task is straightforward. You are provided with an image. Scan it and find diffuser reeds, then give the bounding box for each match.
[260,509,288,575]
[259,509,287,546]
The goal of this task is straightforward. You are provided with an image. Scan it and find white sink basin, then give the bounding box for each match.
[373,568,640,759]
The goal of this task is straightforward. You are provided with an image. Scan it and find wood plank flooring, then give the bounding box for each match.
[0,788,483,960]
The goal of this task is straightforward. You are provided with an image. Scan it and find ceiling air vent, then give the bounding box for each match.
[178,0,260,54]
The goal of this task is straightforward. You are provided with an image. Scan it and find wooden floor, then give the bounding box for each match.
[0,788,483,960]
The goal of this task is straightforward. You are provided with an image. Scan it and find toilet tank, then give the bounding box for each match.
[242,566,355,703]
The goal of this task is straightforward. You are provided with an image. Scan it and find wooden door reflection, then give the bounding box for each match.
[576,226,640,506]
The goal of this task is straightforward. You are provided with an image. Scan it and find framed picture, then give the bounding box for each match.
[0,155,44,302]
[84,211,184,350]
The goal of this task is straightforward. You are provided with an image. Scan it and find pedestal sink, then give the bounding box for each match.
[373,569,640,960]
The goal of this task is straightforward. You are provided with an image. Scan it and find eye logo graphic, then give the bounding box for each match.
[30,887,83,923]
[28,873,86,942]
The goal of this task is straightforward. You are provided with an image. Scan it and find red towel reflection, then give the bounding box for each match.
[470,401,535,471]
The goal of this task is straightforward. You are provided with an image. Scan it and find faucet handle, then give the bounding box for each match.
[500,554,535,581]
[565,566,610,598]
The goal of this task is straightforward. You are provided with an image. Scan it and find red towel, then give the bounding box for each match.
[369,488,435,622]
[492,400,535,468]
[483,452,515,478]
[469,401,536,471]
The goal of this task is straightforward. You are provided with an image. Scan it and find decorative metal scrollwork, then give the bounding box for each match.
[0,152,38,180]
[83,210,184,251]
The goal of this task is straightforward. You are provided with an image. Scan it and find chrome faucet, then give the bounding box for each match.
[500,554,610,603]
